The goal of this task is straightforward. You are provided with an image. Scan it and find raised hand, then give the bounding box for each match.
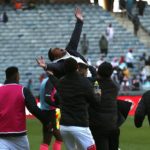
[36,56,47,69]
[75,7,83,21]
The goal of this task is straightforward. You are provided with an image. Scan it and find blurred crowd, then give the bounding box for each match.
[94,50,150,91]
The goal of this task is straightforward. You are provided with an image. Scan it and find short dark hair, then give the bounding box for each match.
[64,58,78,73]
[98,62,113,78]
[5,66,18,80]
[48,48,55,61]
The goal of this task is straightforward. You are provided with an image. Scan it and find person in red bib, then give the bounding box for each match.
[0,66,51,150]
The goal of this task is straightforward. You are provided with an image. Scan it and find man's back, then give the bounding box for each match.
[58,72,95,127]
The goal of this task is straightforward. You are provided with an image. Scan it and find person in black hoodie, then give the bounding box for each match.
[56,58,101,150]
[78,61,132,150]
[89,62,119,150]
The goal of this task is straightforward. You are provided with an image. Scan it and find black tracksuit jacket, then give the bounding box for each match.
[57,72,101,127]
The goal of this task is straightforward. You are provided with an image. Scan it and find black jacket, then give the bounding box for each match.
[57,72,100,127]
[89,78,118,130]
[134,91,150,128]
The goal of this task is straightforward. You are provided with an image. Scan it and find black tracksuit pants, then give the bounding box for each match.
[90,126,120,150]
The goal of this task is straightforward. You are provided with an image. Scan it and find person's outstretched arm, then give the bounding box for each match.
[65,7,83,52]
[24,87,50,125]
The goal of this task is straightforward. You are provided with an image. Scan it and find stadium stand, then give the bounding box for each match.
[0,4,149,96]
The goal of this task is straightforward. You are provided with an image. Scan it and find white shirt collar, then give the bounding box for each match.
[53,52,88,66]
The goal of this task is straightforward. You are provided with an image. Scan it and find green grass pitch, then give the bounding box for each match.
[27,117,150,150]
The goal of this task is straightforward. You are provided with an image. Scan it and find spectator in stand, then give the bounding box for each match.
[139,66,147,85]
[99,34,108,57]
[126,0,135,19]
[119,56,127,70]
[140,52,147,62]
[122,66,130,79]
[137,0,147,16]
[106,23,114,42]
[121,67,131,91]
[134,90,150,128]
[125,48,134,68]
[13,0,22,10]
[131,75,140,91]
[0,11,8,23]
[111,57,119,68]
[0,66,51,150]
[121,76,130,91]
[80,33,89,55]
[139,52,147,69]
[143,61,150,76]
[141,61,150,90]
[132,14,140,36]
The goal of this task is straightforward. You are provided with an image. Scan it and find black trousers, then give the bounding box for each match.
[90,126,120,150]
